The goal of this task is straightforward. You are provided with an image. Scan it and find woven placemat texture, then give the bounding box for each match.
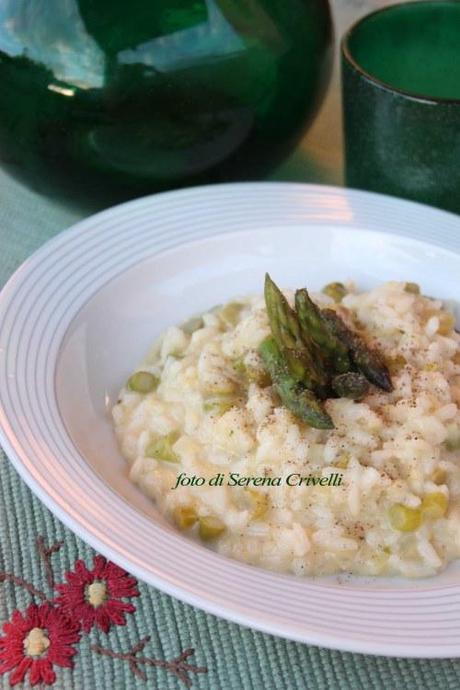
[1,171,460,690]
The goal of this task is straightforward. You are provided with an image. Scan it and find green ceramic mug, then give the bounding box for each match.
[342,1,460,214]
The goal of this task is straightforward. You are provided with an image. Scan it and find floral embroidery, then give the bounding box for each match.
[0,603,80,686]
[91,638,207,687]
[36,537,64,590]
[55,555,139,633]
[0,538,207,687]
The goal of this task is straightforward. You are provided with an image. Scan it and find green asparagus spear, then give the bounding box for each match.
[295,289,351,374]
[264,273,303,349]
[258,337,334,430]
[332,372,370,400]
[281,348,330,398]
[322,310,393,391]
[264,274,328,391]
[276,379,334,429]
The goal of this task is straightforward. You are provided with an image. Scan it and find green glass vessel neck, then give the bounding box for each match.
[343,1,460,102]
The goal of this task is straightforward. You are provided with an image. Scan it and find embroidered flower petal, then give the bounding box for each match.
[9,657,32,686]
[0,604,79,687]
[55,556,139,633]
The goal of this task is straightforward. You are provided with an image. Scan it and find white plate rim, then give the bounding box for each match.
[1,182,460,658]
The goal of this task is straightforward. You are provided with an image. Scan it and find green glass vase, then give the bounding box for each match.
[0,0,332,208]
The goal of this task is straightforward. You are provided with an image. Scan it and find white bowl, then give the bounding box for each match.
[1,183,460,657]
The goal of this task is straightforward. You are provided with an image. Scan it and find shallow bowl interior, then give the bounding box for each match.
[56,223,460,588]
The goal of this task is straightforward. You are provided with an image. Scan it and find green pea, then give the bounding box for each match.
[127,371,159,394]
[322,282,347,303]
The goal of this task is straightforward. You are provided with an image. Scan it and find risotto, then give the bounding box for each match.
[112,280,460,578]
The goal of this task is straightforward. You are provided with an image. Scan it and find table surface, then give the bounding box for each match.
[2,1,460,688]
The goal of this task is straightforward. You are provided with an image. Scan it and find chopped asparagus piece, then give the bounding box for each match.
[127,371,159,394]
[173,506,198,530]
[199,516,226,540]
[232,357,246,376]
[388,504,421,532]
[145,432,180,462]
[335,453,350,469]
[387,354,407,375]
[245,489,269,520]
[218,302,245,328]
[421,493,448,520]
[438,312,455,335]
[203,396,239,415]
[431,467,447,485]
[444,427,460,451]
[232,356,271,387]
[322,281,347,302]
[181,315,204,334]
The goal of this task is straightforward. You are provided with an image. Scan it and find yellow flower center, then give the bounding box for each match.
[23,627,50,658]
[86,581,108,608]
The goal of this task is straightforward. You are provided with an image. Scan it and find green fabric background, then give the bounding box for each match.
[1,162,460,690]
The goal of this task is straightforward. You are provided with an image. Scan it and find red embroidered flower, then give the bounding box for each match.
[0,603,80,686]
[55,556,139,633]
